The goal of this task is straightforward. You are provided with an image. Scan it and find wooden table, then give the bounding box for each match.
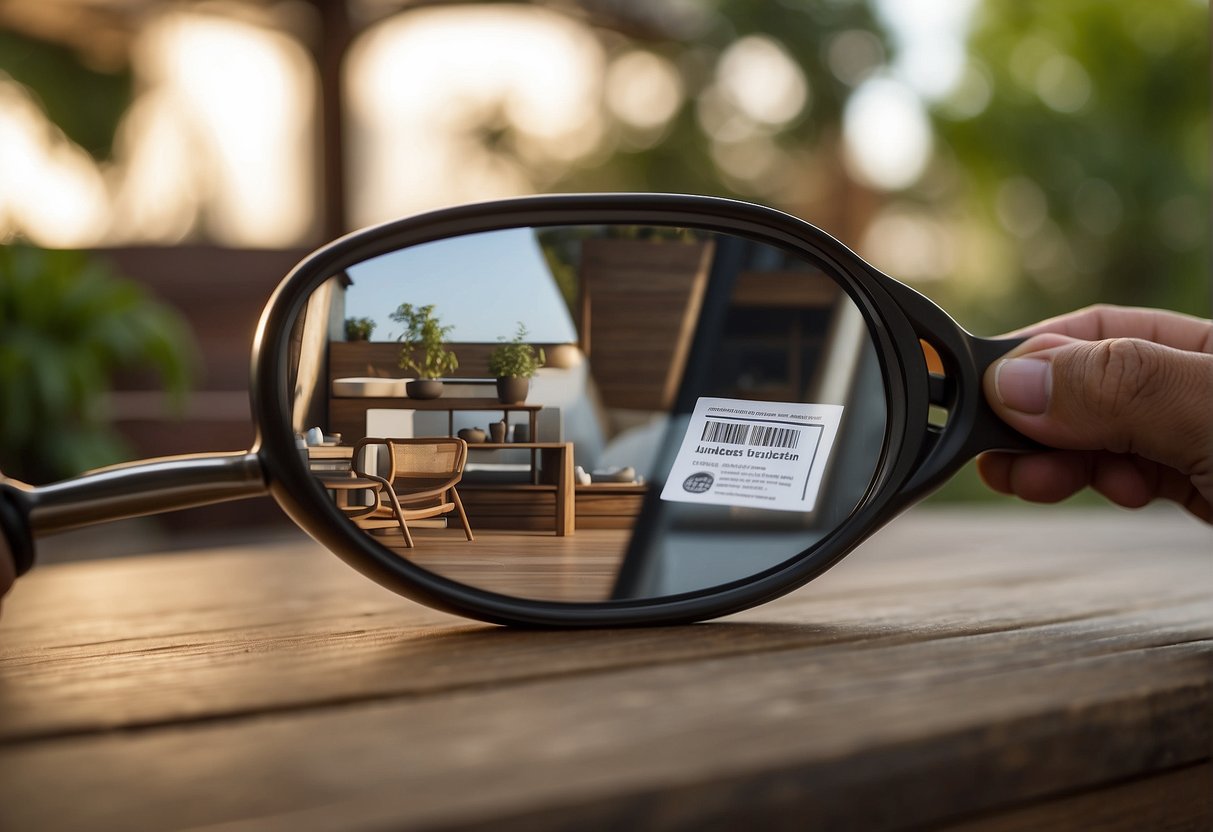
[461,442,576,535]
[0,507,1209,831]
[305,445,355,469]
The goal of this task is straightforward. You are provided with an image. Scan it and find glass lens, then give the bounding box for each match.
[289,225,887,602]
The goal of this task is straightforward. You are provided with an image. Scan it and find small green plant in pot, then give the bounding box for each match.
[390,303,457,399]
[488,323,544,404]
[344,316,376,341]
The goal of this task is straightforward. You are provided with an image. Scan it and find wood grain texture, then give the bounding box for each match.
[580,238,713,411]
[395,530,627,601]
[730,270,840,308]
[0,507,1209,831]
[936,763,1212,832]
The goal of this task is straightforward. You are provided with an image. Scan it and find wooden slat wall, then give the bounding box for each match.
[98,246,308,531]
[730,271,840,308]
[580,239,713,412]
[100,247,309,398]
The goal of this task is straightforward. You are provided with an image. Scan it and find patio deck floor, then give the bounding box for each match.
[370,528,630,602]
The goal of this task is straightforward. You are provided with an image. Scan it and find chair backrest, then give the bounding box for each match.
[353,437,468,492]
[386,437,467,479]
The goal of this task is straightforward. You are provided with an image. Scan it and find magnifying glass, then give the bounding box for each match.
[0,194,1039,626]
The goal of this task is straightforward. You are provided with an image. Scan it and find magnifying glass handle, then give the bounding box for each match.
[968,336,1050,454]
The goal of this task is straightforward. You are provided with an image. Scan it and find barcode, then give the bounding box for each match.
[701,420,801,449]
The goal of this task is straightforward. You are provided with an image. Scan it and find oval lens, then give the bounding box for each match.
[289,225,888,602]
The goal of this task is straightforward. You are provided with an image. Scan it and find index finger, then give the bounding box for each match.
[1006,304,1213,354]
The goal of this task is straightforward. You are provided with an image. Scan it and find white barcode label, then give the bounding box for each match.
[701,420,801,449]
[661,397,844,513]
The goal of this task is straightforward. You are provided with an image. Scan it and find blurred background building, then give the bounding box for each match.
[0,0,1208,532]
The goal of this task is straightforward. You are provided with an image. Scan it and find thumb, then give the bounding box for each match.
[984,334,1213,474]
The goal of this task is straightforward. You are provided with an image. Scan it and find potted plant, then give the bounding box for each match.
[344,316,376,341]
[487,322,545,404]
[390,303,457,398]
[0,245,194,483]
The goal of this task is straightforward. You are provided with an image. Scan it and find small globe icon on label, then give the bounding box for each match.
[682,472,714,494]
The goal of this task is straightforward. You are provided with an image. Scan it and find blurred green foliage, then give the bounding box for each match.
[0,247,194,483]
[0,30,132,160]
[556,0,887,196]
[917,1,1208,505]
[924,0,1210,332]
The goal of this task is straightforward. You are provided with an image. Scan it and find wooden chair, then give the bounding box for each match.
[351,437,474,548]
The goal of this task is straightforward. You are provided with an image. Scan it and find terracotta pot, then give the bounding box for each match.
[495,376,529,404]
[457,427,486,444]
[406,379,443,399]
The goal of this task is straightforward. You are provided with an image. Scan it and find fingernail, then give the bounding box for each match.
[994,358,1051,414]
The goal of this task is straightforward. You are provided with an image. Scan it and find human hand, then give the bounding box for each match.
[979,304,1213,523]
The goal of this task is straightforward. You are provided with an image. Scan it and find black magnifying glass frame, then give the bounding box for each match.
[255,193,1037,626]
[0,194,1038,627]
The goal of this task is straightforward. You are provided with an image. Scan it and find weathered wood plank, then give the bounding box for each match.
[0,640,1206,831]
[0,507,1207,831]
[0,522,1208,742]
[6,507,1205,644]
[1,511,1208,738]
[936,763,1212,831]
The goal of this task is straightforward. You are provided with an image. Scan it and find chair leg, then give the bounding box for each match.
[391,504,414,548]
[451,488,474,542]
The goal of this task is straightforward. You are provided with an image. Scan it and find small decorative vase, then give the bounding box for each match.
[457,427,487,444]
[496,376,529,404]
[406,379,443,399]
[489,420,507,444]
[511,423,530,443]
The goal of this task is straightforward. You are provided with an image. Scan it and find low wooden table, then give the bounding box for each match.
[0,507,1209,830]
[461,442,575,535]
[306,445,355,467]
